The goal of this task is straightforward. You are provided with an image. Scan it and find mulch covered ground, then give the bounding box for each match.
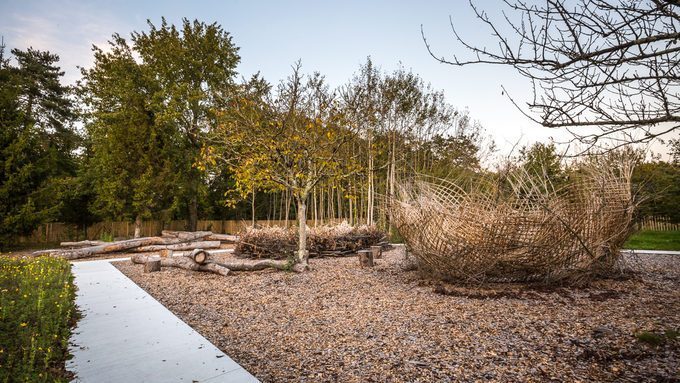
[113,248,679,383]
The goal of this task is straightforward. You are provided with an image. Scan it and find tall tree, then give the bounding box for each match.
[0,45,78,248]
[423,0,680,150]
[79,35,176,237]
[210,64,356,270]
[132,18,241,231]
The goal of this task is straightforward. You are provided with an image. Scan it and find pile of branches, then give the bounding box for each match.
[235,222,386,259]
[390,156,637,284]
[33,230,238,260]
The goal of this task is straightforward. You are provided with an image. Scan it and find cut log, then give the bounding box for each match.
[206,234,239,243]
[144,259,162,273]
[131,254,230,276]
[210,259,293,272]
[34,233,212,260]
[159,249,173,258]
[358,249,374,267]
[190,248,208,264]
[132,241,221,252]
[371,245,382,259]
[60,240,107,248]
[161,230,212,241]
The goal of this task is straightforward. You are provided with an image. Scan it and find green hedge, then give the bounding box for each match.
[0,256,78,382]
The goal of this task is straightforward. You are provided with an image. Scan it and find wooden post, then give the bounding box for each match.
[144,259,161,273]
[358,249,374,267]
[371,245,382,259]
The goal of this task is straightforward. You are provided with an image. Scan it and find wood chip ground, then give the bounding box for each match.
[113,249,679,382]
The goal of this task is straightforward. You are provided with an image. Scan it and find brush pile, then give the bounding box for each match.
[235,222,387,259]
[390,156,637,284]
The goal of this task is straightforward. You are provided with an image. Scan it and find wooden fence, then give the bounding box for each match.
[638,217,680,231]
[18,216,677,245]
[17,219,345,245]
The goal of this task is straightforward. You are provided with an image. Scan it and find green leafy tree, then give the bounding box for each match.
[632,161,680,223]
[131,18,241,231]
[210,64,356,270]
[79,35,176,237]
[0,45,78,248]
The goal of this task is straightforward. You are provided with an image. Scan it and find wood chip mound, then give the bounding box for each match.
[235,222,386,259]
[114,248,679,382]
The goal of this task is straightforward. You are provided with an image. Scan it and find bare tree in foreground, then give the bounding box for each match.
[423,0,680,150]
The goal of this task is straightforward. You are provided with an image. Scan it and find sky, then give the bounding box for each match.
[1,0,675,158]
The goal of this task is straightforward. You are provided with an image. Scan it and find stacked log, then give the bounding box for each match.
[35,231,238,260]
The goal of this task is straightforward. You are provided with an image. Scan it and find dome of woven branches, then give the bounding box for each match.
[390,157,636,284]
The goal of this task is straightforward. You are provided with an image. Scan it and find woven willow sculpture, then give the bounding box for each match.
[390,157,636,283]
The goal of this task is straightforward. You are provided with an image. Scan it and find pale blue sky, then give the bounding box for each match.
[1,0,674,157]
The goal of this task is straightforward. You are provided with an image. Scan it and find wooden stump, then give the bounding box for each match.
[144,259,161,273]
[358,249,374,267]
[190,248,208,265]
[371,245,382,259]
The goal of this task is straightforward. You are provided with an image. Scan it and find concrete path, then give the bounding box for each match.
[622,249,680,256]
[67,259,258,383]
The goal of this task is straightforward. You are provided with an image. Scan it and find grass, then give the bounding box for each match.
[0,256,78,382]
[624,230,680,251]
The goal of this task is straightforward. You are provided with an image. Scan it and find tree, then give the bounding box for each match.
[209,64,356,270]
[132,18,240,231]
[632,160,680,223]
[423,0,680,150]
[0,45,78,248]
[79,35,177,237]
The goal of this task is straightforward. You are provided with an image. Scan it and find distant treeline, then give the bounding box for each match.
[2,19,678,250]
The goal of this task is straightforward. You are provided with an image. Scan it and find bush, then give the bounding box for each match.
[0,256,78,382]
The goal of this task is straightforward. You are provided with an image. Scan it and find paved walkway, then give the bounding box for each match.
[622,249,680,256]
[67,259,258,383]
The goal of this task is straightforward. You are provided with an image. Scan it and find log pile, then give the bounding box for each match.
[34,230,237,260]
[33,230,296,276]
[235,222,387,259]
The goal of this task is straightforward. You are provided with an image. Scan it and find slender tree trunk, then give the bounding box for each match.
[367,134,374,226]
[284,190,291,228]
[295,193,310,271]
[187,168,199,232]
[251,186,256,227]
[134,214,142,239]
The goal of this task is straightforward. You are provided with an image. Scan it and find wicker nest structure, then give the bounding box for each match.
[390,158,636,283]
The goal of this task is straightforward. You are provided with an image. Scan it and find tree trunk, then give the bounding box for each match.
[131,240,220,252]
[251,187,256,227]
[134,215,142,238]
[284,190,291,228]
[295,194,310,271]
[188,194,198,232]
